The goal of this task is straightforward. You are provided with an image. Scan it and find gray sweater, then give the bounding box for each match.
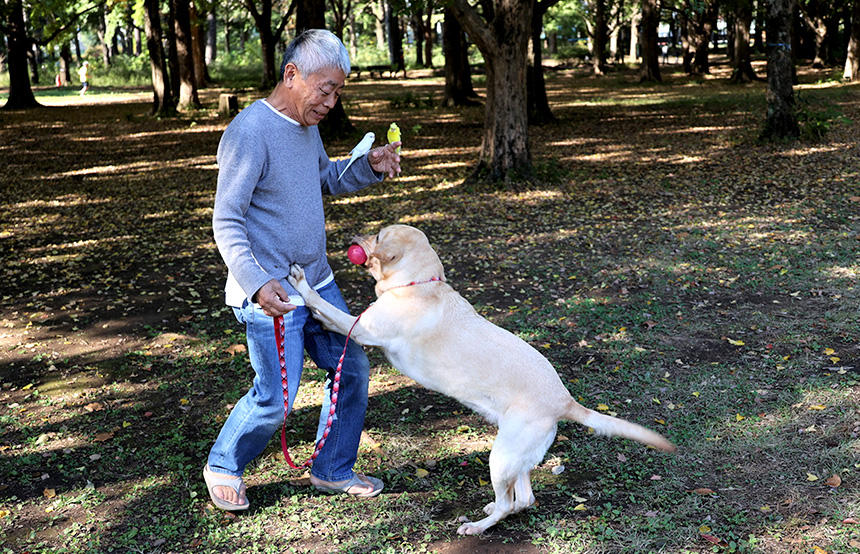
[213,100,382,305]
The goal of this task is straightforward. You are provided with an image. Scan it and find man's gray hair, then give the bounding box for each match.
[280,29,350,79]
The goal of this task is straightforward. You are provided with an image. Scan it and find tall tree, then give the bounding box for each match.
[294,0,353,138]
[683,0,718,74]
[173,0,200,109]
[639,0,661,81]
[761,0,799,139]
[441,4,477,106]
[246,0,294,88]
[143,0,176,116]
[799,0,829,68]
[386,1,405,71]
[843,0,860,80]
[528,0,561,124]
[450,0,533,182]
[589,0,608,75]
[729,0,759,82]
[1,0,40,109]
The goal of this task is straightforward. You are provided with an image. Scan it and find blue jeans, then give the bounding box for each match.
[207,280,370,482]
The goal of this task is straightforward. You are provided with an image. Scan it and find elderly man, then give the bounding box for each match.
[204,29,401,510]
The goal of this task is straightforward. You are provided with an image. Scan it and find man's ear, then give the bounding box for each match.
[283,63,299,86]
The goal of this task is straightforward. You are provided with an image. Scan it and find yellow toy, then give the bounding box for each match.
[387,122,401,154]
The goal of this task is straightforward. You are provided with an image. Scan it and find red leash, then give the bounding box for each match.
[275,276,443,469]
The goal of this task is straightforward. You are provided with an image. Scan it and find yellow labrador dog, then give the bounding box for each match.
[288,224,675,535]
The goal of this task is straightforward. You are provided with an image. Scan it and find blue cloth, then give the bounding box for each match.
[207,280,370,481]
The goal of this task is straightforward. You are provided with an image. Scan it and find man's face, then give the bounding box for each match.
[285,64,345,126]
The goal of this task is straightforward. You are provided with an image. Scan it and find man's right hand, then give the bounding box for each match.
[253,279,297,317]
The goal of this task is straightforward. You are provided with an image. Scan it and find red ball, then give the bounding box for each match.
[347,244,368,265]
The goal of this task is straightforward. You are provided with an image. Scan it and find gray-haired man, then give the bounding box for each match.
[204,29,401,510]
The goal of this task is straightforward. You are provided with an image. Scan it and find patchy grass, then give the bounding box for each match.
[1,61,859,553]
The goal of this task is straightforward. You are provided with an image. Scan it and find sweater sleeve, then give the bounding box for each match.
[317,128,384,195]
[212,123,273,300]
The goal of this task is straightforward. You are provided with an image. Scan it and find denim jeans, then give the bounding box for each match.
[207,280,370,482]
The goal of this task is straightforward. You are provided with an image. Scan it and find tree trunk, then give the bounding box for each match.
[753,0,765,52]
[639,0,661,81]
[687,0,718,74]
[166,0,180,98]
[60,43,73,85]
[451,0,532,183]
[143,0,176,116]
[442,5,478,107]
[802,9,828,68]
[2,0,40,109]
[761,0,799,140]
[591,0,608,75]
[423,1,434,67]
[97,9,111,67]
[205,8,217,65]
[386,2,405,71]
[730,0,758,83]
[629,5,640,61]
[173,0,201,109]
[528,0,554,124]
[252,0,278,88]
[189,2,209,88]
[294,0,353,139]
[843,0,860,80]
[411,10,425,67]
[374,0,386,49]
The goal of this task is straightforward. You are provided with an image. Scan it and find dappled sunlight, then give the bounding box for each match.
[822,264,859,279]
[46,154,216,179]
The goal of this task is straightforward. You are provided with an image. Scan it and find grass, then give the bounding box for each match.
[0,59,859,552]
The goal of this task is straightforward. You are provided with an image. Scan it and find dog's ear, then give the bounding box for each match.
[370,245,398,265]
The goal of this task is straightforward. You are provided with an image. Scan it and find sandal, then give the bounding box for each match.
[203,465,250,511]
[310,473,384,498]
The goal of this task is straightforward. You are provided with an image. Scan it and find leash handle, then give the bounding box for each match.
[275,311,362,469]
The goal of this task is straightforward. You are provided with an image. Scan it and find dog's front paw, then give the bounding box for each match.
[288,264,312,295]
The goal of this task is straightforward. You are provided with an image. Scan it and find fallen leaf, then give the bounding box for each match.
[807,473,819,482]
[842,517,858,524]
[225,344,246,356]
[573,503,587,511]
[84,402,104,412]
[690,488,716,495]
[43,488,56,498]
[415,468,429,478]
[93,432,114,442]
[824,474,841,488]
[735,414,745,421]
[649,474,662,480]
[478,478,489,486]
[596,403,610,411]
[812,546,827,554]
[701,533,727,547]
[0,509,10,518]
[808,405,827,410]
[824,348,835,355]
[727,338,745,346]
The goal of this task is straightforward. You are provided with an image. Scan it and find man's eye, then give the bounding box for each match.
[319,88,330,96]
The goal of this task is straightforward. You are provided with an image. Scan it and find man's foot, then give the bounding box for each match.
[310,473,384,498]
[203,465,250,511]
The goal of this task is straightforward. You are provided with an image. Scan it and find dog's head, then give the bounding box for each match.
[351,225,445,291]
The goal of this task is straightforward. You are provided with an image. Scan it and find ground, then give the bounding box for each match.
[0,61,858,552]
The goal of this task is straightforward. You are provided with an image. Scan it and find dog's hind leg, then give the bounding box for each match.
[457,415,556,535]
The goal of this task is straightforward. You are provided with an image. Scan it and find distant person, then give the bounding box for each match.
[661,44,669,65]
[204,29,401,511]
[78,62,90,96]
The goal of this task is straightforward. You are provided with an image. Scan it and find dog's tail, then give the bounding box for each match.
[565,399,676,452]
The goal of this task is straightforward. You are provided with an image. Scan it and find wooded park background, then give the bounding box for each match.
[1,0,859,552]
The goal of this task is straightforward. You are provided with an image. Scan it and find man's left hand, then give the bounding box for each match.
[369,142,401,178]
